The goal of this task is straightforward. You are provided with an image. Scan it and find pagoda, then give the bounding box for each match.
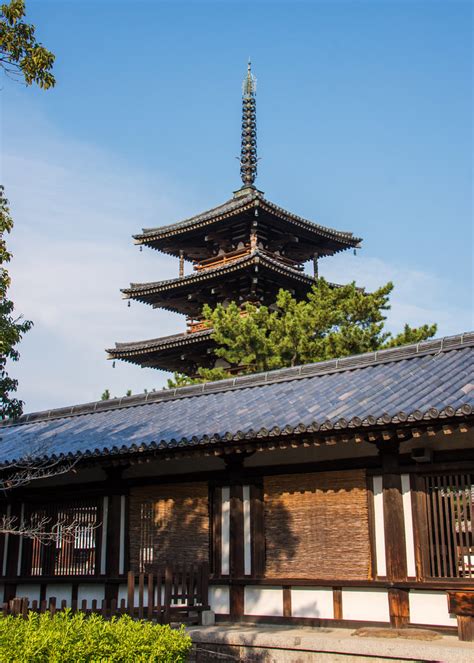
[107,64,362,376]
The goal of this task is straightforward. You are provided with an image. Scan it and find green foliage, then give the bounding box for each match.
[0,610,192,662]
[0,186,32,419]
[167,279,437,387]
[101,389,111,401]
[0,0,55,88]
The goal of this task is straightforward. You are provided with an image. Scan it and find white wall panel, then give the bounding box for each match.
[244,586,283,617]
[372,476,386,577]
[342,588,390,622]
[100,496,108,575]
[16,584,41,603]
[78,584,106,606]
[221,487,230,575]
[291,587,333,619]
[209,585,230,614]
[243,485,251,575]
[401,474,416,577]
[46,584,72,606]
[409,590,457,627]
[119,495,126,575]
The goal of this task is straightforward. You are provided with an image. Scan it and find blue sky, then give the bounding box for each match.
[1,0,472,411]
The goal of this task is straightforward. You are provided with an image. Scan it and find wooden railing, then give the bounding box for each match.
[194,247,252,271]
[4,563,210,625]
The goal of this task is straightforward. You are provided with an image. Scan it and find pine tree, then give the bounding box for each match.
[167,279,437,387]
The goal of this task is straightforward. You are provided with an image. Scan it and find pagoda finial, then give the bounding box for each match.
[240,60,257,188]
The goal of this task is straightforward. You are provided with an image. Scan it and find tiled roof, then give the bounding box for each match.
[0,333,472,466]
[122,251,317,303]
[134,190,361,248]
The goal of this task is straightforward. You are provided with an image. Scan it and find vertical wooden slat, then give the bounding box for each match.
[138,572,144,619]
[441,475,454,578]
[333,587,343,620]
[147,573,154,619]
[447,476,460,578]
[283,586,292,618]
[156,569,162,623]
[164,565,172,623]
[454,474,468,577]
[436,476,448,577]
[127,571,135,615]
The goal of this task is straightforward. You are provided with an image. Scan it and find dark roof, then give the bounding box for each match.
[122,250,317,304]
[1,332,472,467]
[134,190,361,251]
[107,328,213,359]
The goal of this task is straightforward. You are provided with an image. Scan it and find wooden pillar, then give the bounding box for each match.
[224,454,251,621]
[104,468,127,604]
[378,441,409,627]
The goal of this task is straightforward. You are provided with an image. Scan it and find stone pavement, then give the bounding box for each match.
[188,623,474,662]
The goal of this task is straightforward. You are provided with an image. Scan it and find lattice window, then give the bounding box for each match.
[424,474,474,578]
[22,499,101,577]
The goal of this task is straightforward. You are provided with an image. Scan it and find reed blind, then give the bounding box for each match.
[424,473,474,579]
[264,470,371,579]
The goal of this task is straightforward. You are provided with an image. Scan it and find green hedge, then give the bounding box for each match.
[0,611,192,662]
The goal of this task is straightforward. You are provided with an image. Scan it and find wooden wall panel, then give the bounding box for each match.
[129,482,209,572]
[264,470,371,579]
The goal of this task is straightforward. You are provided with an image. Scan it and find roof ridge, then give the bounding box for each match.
[3,331,473,429]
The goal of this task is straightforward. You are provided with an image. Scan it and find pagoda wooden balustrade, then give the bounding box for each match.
[186,309,249,334]
[4,563,210,625]
[193,246,304,272]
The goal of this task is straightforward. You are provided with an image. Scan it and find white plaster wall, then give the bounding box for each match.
[77,584,105,607]
[243,485,251,575]
[244,586,283,617]
[372,476,386,577]
[221,487,230,575]
[409,590,457,627]
[342,588,390,622]
[46,584,72,606]
[401,474,416,578]
[209,586,230,614]
[15,584,41,603]
[291,587,333,619]
[118,584,128,605]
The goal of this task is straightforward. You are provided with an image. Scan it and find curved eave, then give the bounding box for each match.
[107,328,213,360]
[133,192,362,256]
[121,252,317,309]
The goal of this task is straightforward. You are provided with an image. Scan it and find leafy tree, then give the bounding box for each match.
[0,3,55,418]
[0,0,55,88]
[0,187,32,419]
[167,279,437,387]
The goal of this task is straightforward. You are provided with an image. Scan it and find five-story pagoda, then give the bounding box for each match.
[107,64,362,376]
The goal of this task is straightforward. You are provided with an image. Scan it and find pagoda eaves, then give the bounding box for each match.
[134,189,361,263]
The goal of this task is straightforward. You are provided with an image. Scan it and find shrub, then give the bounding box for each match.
[0,610,192,662]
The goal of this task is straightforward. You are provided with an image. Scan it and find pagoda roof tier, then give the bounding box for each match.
[133,189,362,263]
[107,329,215,374]
[122,250,321,317]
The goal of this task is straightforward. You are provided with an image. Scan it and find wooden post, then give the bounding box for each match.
[104,468,128,604]
[378,441,409,627]
[447,592,474,641]
[179,250,184,278]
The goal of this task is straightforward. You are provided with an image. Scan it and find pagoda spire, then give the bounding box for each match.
[239,60,257,188]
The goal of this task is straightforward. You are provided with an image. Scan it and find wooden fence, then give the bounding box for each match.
[2,563,210,625]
